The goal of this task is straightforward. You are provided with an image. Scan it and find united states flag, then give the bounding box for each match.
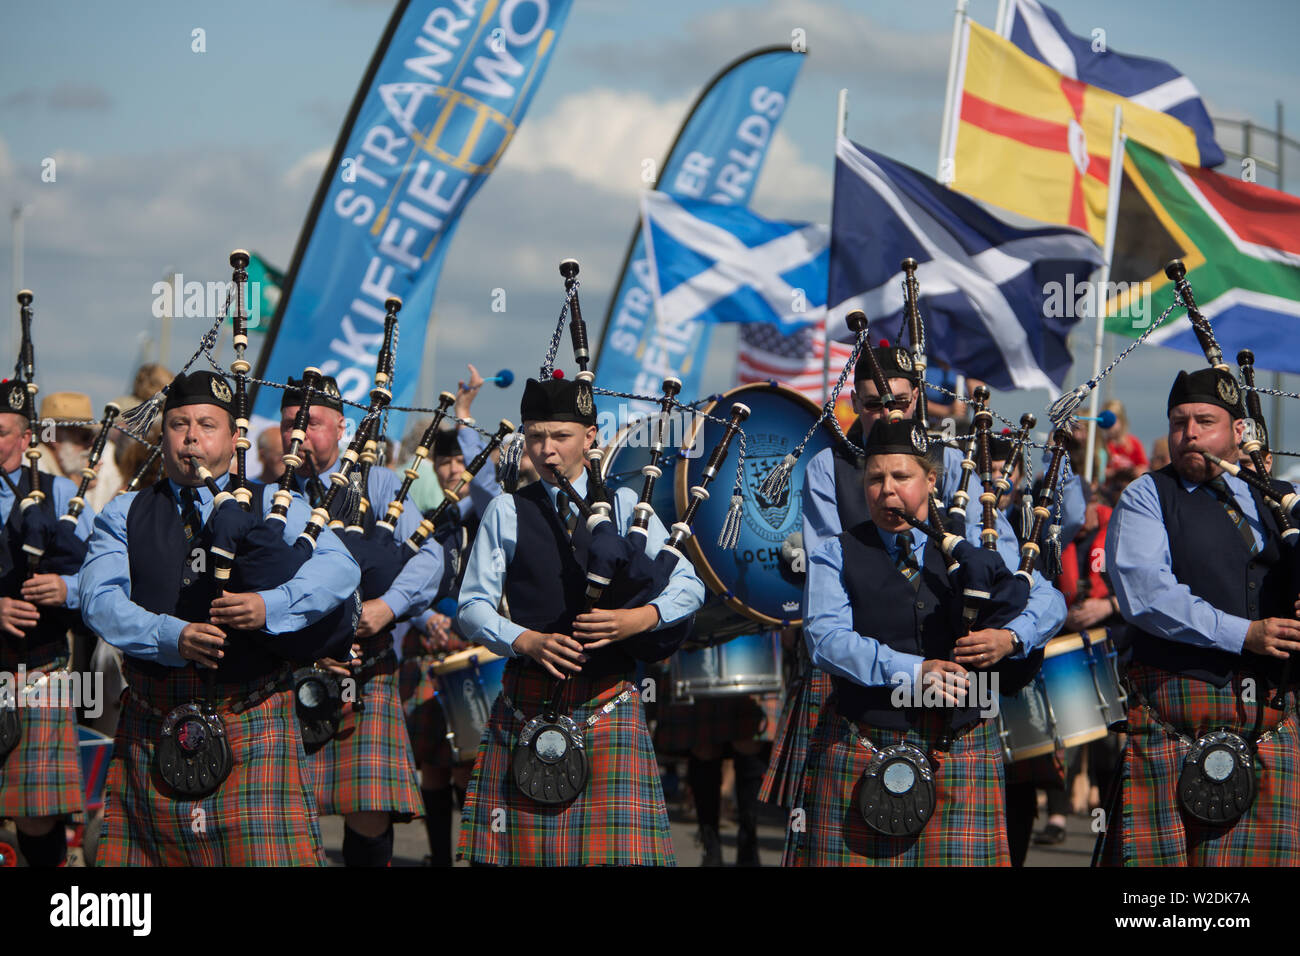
[736,321,855,403]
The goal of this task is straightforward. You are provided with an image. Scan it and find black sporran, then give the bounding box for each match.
[155,703,234,799]
[293,667,344,752]
[858,742,937,837]
[511,714,589,805]
[1177,729,1257,826]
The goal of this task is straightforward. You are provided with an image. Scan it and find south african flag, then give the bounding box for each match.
[1104,139,1300,373]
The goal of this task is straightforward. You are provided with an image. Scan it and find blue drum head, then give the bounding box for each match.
[601,416,681,527]
[678,383,834,627]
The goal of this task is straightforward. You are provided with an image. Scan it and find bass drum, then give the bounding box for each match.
[600,415,681,521]
[678,382,834,632]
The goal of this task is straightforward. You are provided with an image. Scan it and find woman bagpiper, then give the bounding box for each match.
[793,417,1065,866]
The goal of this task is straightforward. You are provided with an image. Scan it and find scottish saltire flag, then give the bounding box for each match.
[594,48,806,415]
[1005,0,1224,167]
[251,0,572,436]
[1105,139,1300,374]
[640,192,828,331]
[830,137,1103,394]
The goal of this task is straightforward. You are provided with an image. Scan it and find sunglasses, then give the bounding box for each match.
[859,397,910,412]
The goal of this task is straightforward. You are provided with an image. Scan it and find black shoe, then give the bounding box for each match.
[698,825,723,867]
[1033,823,1067,845]
[735,824,761,867]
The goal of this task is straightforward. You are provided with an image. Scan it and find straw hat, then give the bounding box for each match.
[39,391,93,423]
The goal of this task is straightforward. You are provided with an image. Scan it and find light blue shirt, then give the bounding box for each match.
[296,457,444,621]
[803,517,1066,689]
[1106,470,1295,655]
[0,465,96,610]
[79,471,361,667]
[457,470,706,659]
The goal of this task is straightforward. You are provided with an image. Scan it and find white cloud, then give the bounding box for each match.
[285,146,331,190]
[502,87,693,198]
[501,87,829,217]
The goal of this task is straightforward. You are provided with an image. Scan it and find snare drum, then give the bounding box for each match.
[997,675,1059,762]
[671,633,783,703]
[679,383,834,629]
[1039,630,1127,748]
[431,647,506,762]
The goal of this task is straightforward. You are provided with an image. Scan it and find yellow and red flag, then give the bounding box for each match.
[951,20,1201,244]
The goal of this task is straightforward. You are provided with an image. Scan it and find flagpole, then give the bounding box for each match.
[1084,105,1125,485]
[825,89,849,407]
[936,0,969,183]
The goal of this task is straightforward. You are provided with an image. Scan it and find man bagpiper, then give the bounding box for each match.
[795,417,1065,865]
[79,371,361,865]
[0,378,96,867]
[1099,368,1300,866]
[279,374,436,867]
[455,376,705,865]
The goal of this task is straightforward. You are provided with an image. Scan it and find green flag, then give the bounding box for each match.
[243,252,284,334]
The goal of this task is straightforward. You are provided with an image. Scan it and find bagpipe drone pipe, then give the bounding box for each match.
[0,293,118,657]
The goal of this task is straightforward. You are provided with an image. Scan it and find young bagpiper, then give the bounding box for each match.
[795,417,1065,865]
[0,378,97,867]
[455,376,705,865]
[79,371,361,865]
[1099,368,1300,865]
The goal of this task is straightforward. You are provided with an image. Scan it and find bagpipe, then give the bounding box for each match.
[0,294,124,761]
[528,259,731,660]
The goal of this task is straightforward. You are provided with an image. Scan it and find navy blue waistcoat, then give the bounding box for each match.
[0,469,70,665]
[832,420,869,534]
[124,479,280,685]
[836,521,982,731]
[504,480,636,678]
[1130,465,1294,687]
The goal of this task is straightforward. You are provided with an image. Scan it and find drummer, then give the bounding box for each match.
[398,367,504,867]
[454,376,705,865]
[1098,368,1300,866]
[653,638,775,866]
[794,417,1065,865]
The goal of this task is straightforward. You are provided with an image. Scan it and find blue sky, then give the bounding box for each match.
[2,0,1299,465]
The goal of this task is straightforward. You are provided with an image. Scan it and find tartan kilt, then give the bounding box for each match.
[653,693,780,754]
[305,650,423,819]
[97,666,324,867]
[457,661,673,866]
[760,666,832,809]
[789,692,1010,867]
[1096,661,1300,867]
[0,663,84,819]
